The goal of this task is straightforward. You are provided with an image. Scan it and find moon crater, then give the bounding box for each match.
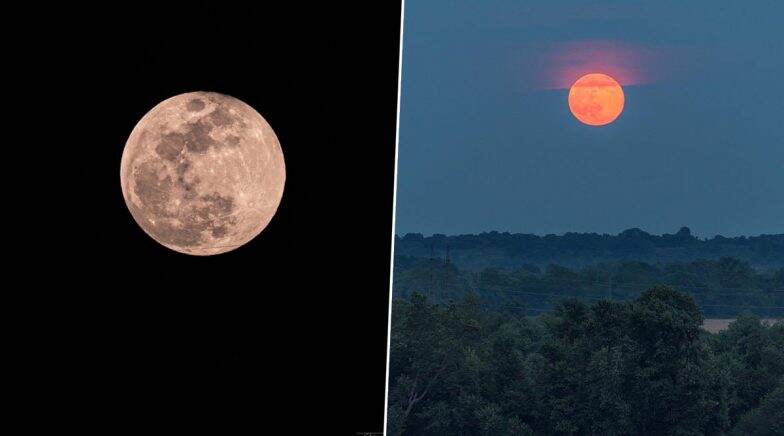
[121,92,286,255]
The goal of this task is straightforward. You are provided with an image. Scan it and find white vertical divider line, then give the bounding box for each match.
[384,0,406,434]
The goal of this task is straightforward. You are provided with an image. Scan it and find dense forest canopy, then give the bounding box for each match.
[387,288,784,435]
[390,228,784,434]
[395,228,784,271]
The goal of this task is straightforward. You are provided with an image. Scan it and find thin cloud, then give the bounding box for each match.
[510,39,692,91]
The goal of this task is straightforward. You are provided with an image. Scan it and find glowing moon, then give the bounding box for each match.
[120,92,286,255]
[568,73,625,126]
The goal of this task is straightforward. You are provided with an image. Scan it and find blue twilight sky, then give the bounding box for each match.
[395,0,783,238]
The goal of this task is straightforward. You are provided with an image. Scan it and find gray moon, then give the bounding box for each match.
[120,91,286,255]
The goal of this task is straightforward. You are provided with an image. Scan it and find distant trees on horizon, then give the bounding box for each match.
[393,256,784,318]
[394,227,784,271]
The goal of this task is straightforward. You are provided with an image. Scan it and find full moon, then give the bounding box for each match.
[568,73,625,126]
[120,92,286,255]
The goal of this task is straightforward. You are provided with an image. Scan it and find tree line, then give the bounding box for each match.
[395,228,784,270]
[393,257,784,318]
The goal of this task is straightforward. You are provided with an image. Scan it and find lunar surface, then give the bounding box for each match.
[568,73,625,126]
[120,92,285,255]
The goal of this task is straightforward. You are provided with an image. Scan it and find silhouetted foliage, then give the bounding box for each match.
[393,257,784,318]
[388,289,784,435]
[731,378,784,435]
[395,228,784,270]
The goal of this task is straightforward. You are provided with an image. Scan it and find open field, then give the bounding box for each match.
[702,318,781,333]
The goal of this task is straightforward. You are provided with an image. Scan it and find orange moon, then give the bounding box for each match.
[568,73,624,126]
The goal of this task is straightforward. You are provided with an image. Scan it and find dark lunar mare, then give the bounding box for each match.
[155,104,241,163]
[132,157,237,248]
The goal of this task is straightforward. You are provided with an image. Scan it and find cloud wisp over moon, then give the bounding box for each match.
[512,39,692,91]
